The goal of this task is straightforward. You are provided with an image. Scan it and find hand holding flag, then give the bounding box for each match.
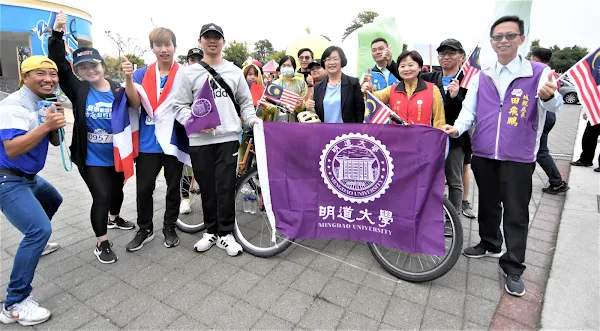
[364,92,393,124]
[459,45,481,89]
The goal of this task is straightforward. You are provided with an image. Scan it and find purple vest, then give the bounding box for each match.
[472,62,545,163]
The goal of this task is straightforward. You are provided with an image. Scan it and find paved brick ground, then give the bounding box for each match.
[0,105,580,330]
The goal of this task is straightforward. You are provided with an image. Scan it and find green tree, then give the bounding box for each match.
[342,11,378,41]
[550,45,589,73]
[177,55,187,65]
[266,50,286,63]
[102,55,122,82]
[223,40,249,68]
[402,43,408,52]
[526,39,541,60]
[123,53,145,69]
[251,39,275,63]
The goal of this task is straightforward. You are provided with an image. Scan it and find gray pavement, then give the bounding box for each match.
[0,105,583,330]
[541,112,600,330]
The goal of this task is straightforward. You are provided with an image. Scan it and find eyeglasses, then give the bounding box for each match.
[490,33,522,41]
[299,56,312,61]
[325,57,341,63]
[438,51,458,57]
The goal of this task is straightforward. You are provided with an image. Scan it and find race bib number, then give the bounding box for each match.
[145,116,155,125]
[87,132,113,143]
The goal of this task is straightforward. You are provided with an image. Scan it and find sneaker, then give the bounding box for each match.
[217,234,243,256]
[570,159,592,167]
[163,226,180,248]
[180,198,192,214]
[108,216,135,230]
[595,167,600,173]
[194,233,217,252]
[41,243,60,256]
[505,274,525,297]
[0,296,51,326]
[542,181,570,195]
[125,229,154,252]
[94,240,117,264]
[463,244,503,258]
[461,201,476,219]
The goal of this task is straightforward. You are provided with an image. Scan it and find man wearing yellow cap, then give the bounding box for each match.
[0,56,66,326]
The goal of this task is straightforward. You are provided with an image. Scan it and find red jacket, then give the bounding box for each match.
[389,79,436,126]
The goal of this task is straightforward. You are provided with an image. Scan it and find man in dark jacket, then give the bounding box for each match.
[421,39,475,219]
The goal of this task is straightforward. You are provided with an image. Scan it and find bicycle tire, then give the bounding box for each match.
[175,167,205,234]
[233,167,294,257]
[367,197,463,283]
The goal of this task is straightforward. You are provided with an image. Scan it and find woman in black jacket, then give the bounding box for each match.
[48,13,134,264]
[305,46,365,123]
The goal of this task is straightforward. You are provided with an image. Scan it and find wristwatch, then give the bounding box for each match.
[307,84,314,88]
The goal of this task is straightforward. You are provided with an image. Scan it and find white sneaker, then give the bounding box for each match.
[41,243,60,256]
[217,234,243,256]
[194,233,217,252]
[0,296,51,326]
[179,198,192,214]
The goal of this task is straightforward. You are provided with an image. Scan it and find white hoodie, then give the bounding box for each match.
[172,60,257,146]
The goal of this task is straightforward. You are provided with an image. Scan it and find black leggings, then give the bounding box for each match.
[81,166,125,237]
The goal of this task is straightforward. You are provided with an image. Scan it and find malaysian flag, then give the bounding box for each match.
[259,82,301,109]
[460,45,481,89]
[565,47,600,125]
[364,92,393,124]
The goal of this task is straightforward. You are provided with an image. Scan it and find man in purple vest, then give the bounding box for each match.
[443,15,563,297]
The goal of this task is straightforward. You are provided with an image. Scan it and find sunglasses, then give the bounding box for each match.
[438,51,459,57]
[299,56,312,61]
[491,33,522,41]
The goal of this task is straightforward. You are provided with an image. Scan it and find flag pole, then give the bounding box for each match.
[556,47,599,81]
[456,43,480,78]
[429,44,433,72]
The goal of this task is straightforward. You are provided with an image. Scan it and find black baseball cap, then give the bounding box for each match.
[73,47,103,66]
[307,59,322,70]
[187,48,204,59]
[199,23,224,38]
[436,39,465,53]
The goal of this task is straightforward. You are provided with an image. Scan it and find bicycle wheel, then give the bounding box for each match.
[175,166,205,233]
[368,198,463,282]
[233,167,293,257]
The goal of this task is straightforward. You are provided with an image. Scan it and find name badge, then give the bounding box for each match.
[145,116,155,125]
[87,132,113,143]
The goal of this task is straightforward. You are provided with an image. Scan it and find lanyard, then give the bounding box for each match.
[47,96,73,171]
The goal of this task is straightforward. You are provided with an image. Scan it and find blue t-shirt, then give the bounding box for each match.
[139,75,168,153]
[323,84,343,124]
[85,87,115,166]
[441,74,457,105]
[0,88,49,174]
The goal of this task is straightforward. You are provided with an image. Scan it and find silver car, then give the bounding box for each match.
[559,80,579,104]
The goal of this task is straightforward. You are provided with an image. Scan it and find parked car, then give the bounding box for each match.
[559,79,579,104]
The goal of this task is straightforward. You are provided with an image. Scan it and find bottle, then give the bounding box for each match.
[241,185,251,213]
[248,192,257,214]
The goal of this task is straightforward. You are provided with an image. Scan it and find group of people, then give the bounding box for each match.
[0,13,567,326]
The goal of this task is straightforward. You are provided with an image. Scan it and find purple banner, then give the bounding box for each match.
[262,122,447,255]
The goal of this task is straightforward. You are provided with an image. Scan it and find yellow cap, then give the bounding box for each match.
[19,56,58,87]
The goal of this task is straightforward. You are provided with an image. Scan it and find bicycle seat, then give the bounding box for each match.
[297,111,321,123]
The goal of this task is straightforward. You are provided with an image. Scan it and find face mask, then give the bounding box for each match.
[281,67,294,77]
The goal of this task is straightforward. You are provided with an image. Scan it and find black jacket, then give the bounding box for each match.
[48,30,121,173]
[420,71,471,151]
[314,73,365,123]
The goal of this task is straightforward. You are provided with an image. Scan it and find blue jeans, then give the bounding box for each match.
[0,175,62,308]
[536,112,563,186]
